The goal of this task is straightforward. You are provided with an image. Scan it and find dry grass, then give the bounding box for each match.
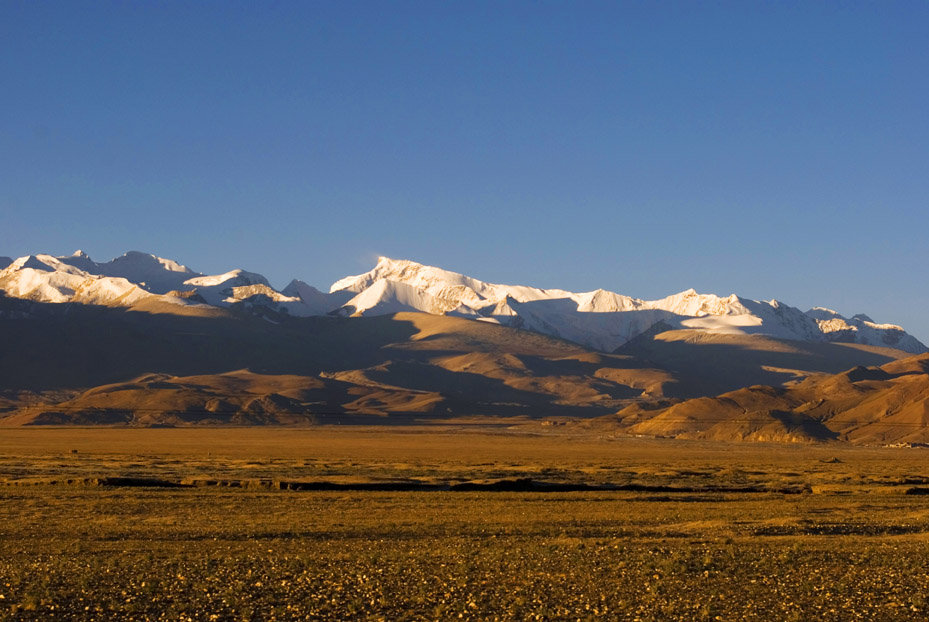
[2,428,929,620]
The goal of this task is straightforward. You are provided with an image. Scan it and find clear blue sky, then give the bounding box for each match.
[2,2,927,341]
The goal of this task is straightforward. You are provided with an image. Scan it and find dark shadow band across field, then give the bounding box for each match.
[1,474,812,494]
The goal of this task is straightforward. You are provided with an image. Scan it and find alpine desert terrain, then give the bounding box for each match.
[1,250,926,437]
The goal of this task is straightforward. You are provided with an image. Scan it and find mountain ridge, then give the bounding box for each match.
[2,250,924,354]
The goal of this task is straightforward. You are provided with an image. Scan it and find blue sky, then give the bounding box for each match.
[2,2,928,340]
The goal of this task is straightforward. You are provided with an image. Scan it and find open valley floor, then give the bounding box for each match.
[2,428,929,620]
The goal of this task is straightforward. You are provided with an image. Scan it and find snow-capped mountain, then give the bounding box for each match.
[0,252,153,307]
[0,251,312,314]
[330,257,927,353]
[805,307,925,353]
[1,250,925,354]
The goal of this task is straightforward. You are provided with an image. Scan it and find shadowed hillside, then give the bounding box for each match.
[590,353,929,445]
[616,327,907,396]
[0,300,677,424]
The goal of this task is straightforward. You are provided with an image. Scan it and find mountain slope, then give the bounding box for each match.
[592,354,929,445]
[615,327,912,396]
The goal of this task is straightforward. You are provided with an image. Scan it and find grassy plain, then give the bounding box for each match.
[2,428,929,620]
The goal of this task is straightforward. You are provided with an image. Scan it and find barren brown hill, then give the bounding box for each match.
[616,326,910,396]
[0,301,678,425]
[592,353,929,445]
[0,296,917,428]
[3,371,326,426]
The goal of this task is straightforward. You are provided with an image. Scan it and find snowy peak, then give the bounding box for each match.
[339,278,482,319]
[329,256,407,293]
[180,269,308,310]
[574,289,641,313]
[58,250,98,273]
[7,254,76,275]
[107,250,195,275]
[807,307,843,321]
[184,268,268,289]
[647,289,744,317]
[330,256,493,300]
[95,251,197,294]
[804,307,921,352]
[7,255,51,272]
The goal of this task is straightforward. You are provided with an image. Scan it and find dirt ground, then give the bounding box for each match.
[2,427,929,620]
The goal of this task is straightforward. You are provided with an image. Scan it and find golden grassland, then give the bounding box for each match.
[2,428,929,620]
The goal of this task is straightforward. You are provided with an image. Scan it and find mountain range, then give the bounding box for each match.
[1,250,924,354]
[2,250,927,442]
